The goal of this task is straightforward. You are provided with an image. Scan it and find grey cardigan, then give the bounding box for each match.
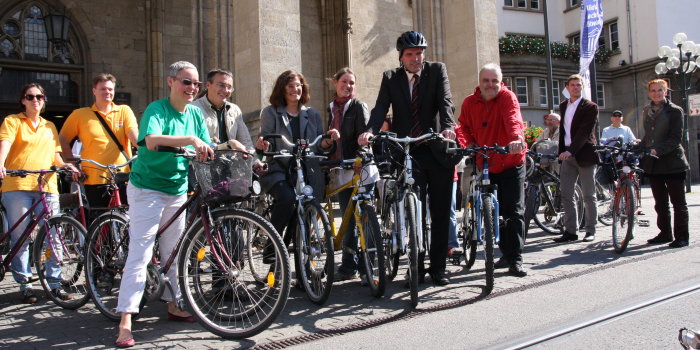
[640,100,689,175]
[258,104,329,192]
[191,96,254,152]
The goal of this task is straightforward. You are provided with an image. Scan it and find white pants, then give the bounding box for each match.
[116,186,186,313]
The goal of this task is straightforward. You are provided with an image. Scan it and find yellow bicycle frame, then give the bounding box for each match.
[323,156,370,252]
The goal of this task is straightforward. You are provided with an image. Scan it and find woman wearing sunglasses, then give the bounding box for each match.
[115,61,213,348]
[0,83,77,304]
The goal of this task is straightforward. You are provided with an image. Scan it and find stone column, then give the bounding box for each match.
[195,0,234,75]
[232,0,302,138]
[146,0,165,101]
[441,0,499,113]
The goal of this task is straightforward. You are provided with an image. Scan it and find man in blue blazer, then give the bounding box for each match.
[359,31,456,285]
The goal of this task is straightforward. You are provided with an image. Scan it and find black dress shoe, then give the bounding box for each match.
[582,232,595,242]
[647,235,673,244]
[508,263,527,277]
[668,240,689,248]
[430,271,450,286]
[553,232,578,243]
[494,257,509,269]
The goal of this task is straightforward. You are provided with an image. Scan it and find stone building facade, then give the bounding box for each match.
[0,0,498,138]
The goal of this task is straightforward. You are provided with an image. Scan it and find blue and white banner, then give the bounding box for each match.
[578,0,604,99]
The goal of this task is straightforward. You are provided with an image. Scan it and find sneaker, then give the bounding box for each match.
[51,288,73,301]
[334,271,359,282]
[21,289,38,304]
[447,246,464,257]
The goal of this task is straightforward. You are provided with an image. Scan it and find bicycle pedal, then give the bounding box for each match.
[638,219,650,227]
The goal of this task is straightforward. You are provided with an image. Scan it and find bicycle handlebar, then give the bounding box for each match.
[369,130,454,145]
[6,165,72,178]
[526,149,558,159]
[260,133,329,157]
[69,156,137,170]
[445,144,508,156]
[592,144,658,159]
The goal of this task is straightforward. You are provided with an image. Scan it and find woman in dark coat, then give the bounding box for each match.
[641,79,690,248]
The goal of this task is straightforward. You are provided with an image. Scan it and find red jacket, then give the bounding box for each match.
[456,83,526,174]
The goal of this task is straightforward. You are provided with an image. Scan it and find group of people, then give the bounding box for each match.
[0,30,691,347]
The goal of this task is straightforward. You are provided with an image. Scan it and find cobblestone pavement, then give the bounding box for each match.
[1,184,698,349]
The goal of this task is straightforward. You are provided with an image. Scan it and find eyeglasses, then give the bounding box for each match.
[173,77,203,88]
[216,83,234,91]
[24,94,45,101]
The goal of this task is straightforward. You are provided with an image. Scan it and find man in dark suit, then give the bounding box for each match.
[553,74,599,243]
[358,30,456,285]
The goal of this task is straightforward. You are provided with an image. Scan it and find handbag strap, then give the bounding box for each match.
[93,111,130,160]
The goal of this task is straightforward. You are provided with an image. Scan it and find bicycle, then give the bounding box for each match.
[260,133,334,305]
[0,167,89,309]
[523,150,584,239]
[321,153,385,297]
[373,131,446,308]
[448,145,507,292]
[84,147,291,338]
[593,142,653,253]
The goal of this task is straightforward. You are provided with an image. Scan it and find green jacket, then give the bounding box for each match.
[640,100,689,175]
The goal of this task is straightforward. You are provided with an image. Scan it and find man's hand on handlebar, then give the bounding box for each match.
[358,132,373,146]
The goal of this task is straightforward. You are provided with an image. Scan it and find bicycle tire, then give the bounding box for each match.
[0,208,8,255]
[85,212,130,321]
[178,208,291,339]
[380,192,400,281]
[535,183,584,234]
[482,196,495,293]
[295,201,334,305]
[359,203,385,298]
[461,200,477,270]
[405,193,420,308]
[612,180,637,254]
[522,183,540,242]
[596,181,615,226]
[33,215,89,309]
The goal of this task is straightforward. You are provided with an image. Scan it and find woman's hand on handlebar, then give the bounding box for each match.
[256,136,270,152]
[192,137,214,162]
[322,129,340,148]
[358,132,373,146]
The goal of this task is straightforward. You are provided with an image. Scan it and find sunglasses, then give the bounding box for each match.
[24,94,45,101]
[173,77,202,88]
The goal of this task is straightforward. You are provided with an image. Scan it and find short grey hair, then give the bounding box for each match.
[548,113,561,121]
[168,61,197,77]
[479,63,503,81]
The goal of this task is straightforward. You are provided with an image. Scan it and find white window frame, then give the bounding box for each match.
[515,77,528,106]
[608,21,619,51]
[552,80,561,107]
[596,83,605,109]
[538,78,548,107]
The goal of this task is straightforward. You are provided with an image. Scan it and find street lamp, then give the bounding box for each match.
[43,10,71,62]
[655,32,699,192]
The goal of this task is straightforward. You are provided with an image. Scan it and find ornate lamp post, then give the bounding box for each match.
[655,32,699,192]
[43,11,71,61]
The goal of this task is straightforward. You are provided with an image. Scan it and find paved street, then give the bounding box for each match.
[1,184,699,349]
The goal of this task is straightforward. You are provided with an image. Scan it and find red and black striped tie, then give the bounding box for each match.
[410,74,421,137]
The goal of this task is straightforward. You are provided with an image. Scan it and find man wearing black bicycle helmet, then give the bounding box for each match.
[360,30,456,286]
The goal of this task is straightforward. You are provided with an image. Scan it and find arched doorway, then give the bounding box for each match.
[0,1,85,130]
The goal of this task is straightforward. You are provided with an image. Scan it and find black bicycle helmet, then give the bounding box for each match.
[396,31,428,54]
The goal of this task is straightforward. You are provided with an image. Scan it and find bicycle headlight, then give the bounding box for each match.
[302,185,314,196]
[622,165,632,174]
[251,180,261,195]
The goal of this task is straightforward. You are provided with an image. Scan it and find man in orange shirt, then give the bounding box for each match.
[59,74,138,220]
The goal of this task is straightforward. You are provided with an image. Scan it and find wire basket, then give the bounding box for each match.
[191,150,254,205]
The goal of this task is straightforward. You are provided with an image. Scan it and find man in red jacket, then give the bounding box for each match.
[456,63,528,277]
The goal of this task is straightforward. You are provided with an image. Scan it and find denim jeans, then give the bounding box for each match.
[447,181,458,248]
[2,190,59,291]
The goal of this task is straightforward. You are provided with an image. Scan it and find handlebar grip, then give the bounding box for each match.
[154,145,185,154]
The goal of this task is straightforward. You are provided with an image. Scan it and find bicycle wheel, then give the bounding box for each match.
[85,212,130,320]
[405,193,420,308]
[482,196,495,293]
[612,180,637,254]
[359,203,385,298]
[522,183,540,242]
[295,201,334,305]
[596,180,615,226]
[179,208,290,339]
[33,215,89,309]
[460,199,477,270]
[380,192,400,281]
[0,208,8,254]
[535,182,583,234]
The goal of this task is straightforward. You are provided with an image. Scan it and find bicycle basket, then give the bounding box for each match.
[191,150,254,205]
[532,139,558,167]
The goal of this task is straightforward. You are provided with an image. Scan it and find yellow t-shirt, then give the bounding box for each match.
[0,113,62,194]
[60,103,138,185]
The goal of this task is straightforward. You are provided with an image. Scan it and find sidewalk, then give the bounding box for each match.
[1,184,698,349]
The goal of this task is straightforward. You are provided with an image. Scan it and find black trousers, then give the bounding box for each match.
[488,164,525,263]
[268,180,297,246]
[647,173,689,241]
[412,146,454,274]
